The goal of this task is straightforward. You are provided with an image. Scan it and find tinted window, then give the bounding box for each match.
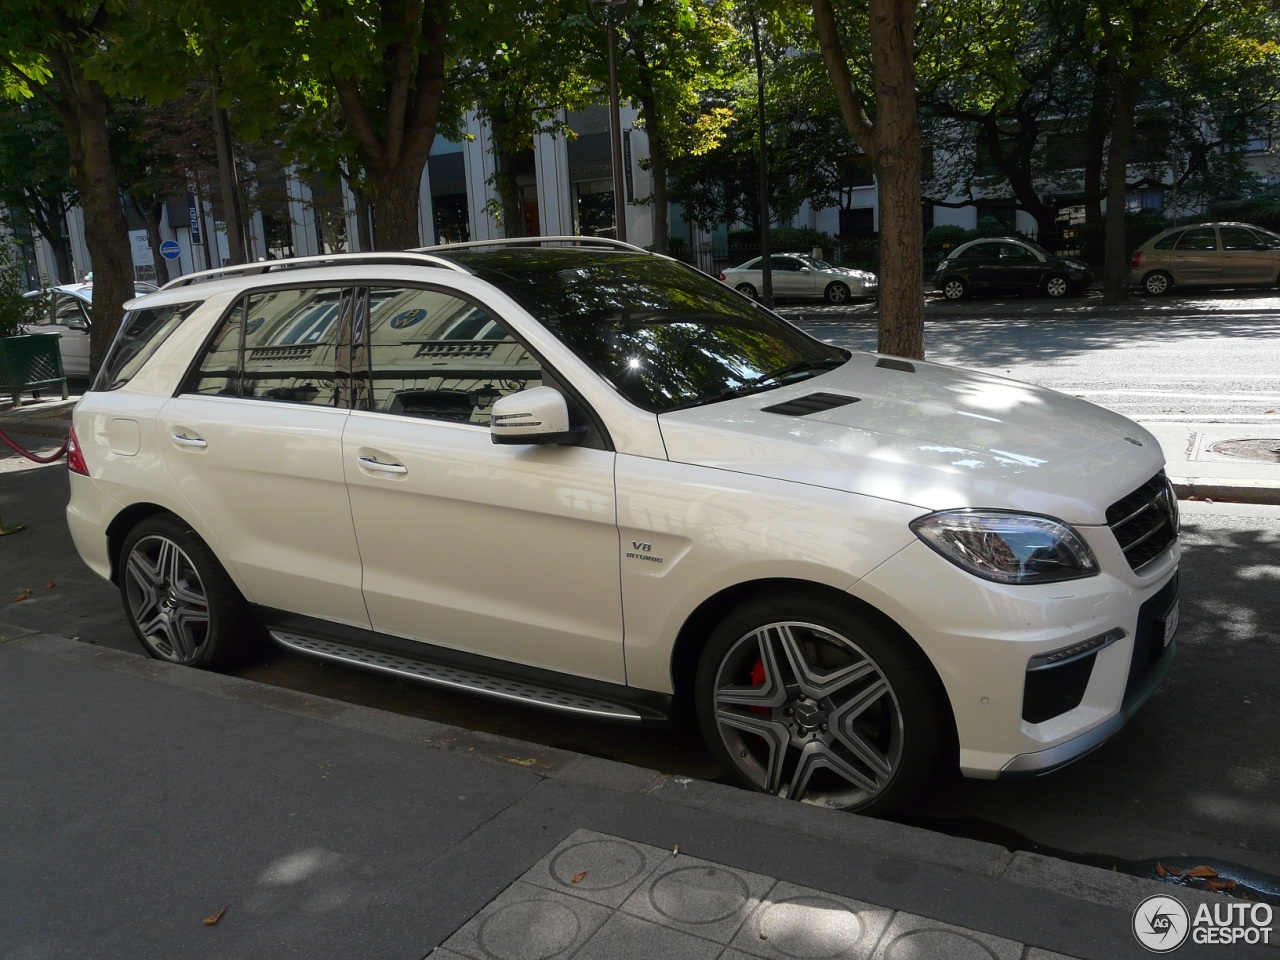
[1153,232,1181,250]
[1175,228,1217,251]
[960,243,1002,259]
[364,286,541,425]
[998,244,1036,260]
[95,301,201,391]
[1220,227,1263,251]
[450,251,847,413]
[1251,228,1280,250]
[187,287,347,406]
[770,256,802,272]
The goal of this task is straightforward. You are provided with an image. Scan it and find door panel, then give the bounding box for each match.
[343,413,624,682]
[1170,227,1221,284]
[1219,226,1273,283]
[156,396,369,628]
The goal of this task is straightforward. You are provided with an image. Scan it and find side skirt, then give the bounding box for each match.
[252,607,672,725]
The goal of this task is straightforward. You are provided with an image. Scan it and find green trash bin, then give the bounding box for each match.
[0,335,69,408]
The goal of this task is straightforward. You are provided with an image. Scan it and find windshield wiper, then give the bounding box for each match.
[667,355,846,411]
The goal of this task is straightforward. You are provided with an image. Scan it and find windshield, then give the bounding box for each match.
[453,251,849,413]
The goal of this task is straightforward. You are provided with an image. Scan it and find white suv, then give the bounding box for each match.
[66,238,1180,813]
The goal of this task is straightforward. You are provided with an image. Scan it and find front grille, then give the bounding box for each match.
[1106,472,1178,571]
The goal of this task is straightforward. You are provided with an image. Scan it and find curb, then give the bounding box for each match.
[0,628,1247,922]
[1171,478,1280,507]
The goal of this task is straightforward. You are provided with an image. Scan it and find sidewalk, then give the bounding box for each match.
[2,630,1272,960]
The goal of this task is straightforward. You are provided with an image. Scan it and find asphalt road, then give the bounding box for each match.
[3,424,1278,883]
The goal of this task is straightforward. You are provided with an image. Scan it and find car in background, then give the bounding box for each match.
[932,237,1092,300]
[720,253,877,303]
[67,238,1178,815]
[1129,221,1280,295]
[23,281,159,378]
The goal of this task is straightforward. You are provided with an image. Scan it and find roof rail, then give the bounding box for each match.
[159,252,469,290]
[412,235,653,255]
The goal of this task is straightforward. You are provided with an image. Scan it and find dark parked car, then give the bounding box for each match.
[932,237,1092,300]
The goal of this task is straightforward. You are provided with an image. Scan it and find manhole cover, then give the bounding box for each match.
[1208,439,1280,463]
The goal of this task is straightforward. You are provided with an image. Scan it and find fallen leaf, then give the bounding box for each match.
[1156,862,1168,877]
[1265,409,1275,415]
[1204,498,1214,505]
[571,871,587,884]
[1185,866,1218,878]
[1162,863,1183,877]
[45,581,55,589]
[14,589,30,602]
[1206,879,1229,892]
[203,905,229,926]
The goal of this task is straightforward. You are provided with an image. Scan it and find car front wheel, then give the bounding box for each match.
[1142,271,1172,296]
[1044,274,1070,298]
[694,594,951,814]
[824,282,851,304]
[119,515,253,669]
[941,277,967,301]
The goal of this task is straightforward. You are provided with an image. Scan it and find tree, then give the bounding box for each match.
[1,2,136,368]
[811,0,923,359]
[0,96,77,283]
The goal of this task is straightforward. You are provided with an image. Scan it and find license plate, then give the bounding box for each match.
[1161,601,1180,649]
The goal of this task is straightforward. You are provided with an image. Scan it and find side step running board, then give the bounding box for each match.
[270,631,645,722]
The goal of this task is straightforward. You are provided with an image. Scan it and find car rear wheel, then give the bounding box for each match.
[941,277,967,301]
[824,282,851,304]
[1142,271,1173,296]
[1044,274,1070,298]
[119,515,253,669]
[694,594,950,814]
[735,282,758,300]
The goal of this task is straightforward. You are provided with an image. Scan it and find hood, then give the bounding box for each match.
[656,352,1165,525]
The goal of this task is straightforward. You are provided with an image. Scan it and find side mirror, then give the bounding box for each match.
[491,386,586,446]
[66,317,88,331]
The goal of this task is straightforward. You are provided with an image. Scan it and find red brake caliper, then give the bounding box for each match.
[750,656,769,715]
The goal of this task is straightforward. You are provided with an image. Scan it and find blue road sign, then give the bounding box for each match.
[160,240,181,260]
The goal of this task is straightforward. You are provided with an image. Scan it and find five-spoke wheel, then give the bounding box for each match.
[120,516,252,668]
[824,282,851,304]
[696,596,949,813]
[736,282,758,300]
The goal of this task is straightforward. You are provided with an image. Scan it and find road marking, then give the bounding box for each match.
[1070,390,1280,401]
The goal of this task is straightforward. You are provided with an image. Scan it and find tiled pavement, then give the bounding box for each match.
[431,830,1080,960]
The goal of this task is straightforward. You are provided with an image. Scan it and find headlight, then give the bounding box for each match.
[910,510,1098,584]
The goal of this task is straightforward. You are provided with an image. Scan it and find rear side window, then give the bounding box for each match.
[187,287,348,406]
[94,301,202,391]
[1153,232,1181,250]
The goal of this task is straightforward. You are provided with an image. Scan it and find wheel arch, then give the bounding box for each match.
[668,577,958,753]
[105,503,175,584]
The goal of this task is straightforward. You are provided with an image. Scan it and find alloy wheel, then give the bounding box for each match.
[710,621,904,808]
[943,279,965,300]
[124,535,211,663]
[1045,276,1069,298]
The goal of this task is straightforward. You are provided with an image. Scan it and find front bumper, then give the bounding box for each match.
[850,532,1180,780]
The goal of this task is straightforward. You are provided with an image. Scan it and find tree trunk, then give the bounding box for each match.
[637,90,668,255]
[1081,71,1111,264]
[351,182,374,251]
[367,162,426,250]
[868,0,924,359]
[1103,79,1139,302]
[50,54,132,371]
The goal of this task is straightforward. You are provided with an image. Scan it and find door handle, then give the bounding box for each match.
[171,433,207,449]
[357,455,408,475]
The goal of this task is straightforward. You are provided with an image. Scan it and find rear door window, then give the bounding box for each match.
[1175,228,1218,251]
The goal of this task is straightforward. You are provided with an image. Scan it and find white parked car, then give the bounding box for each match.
[24,281,159,378]
[721,253,877,303]
[67,239,1179,814]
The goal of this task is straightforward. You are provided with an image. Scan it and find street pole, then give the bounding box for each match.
[605,19,627,243]
[751,16,772,307]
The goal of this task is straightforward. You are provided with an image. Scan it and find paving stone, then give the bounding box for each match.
[730,881,893,960]
[573,911,722,960]
[619,849,776,944]
[521,829,663,909]
[440,880,612,960]
[868,912,1024,960]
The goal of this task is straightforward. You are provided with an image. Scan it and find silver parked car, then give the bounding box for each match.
[1130,221,1280,295]
[23,282,159,377]
[720,253,877,303]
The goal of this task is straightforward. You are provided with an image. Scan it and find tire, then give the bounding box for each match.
[1142,271,1172,296]
[941,277,967,301]
[735,282,758,300]
[694,593,952,815]
[824,282,851,304]
[119,515,254,669]
[1044,274,1070,298]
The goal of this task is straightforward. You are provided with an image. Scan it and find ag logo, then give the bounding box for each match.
[1133,895,1190,952]
[389,308,427,329]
